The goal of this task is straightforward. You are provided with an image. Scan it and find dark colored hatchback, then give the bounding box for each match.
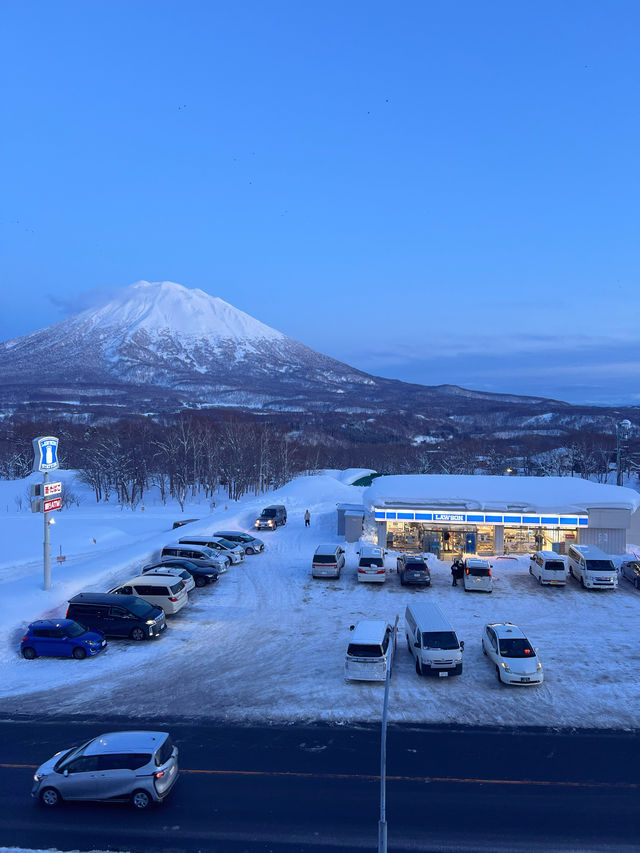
[396,555,431,586]
[151,559,219,587]
[21,619,107,660]
[66,593,166,641]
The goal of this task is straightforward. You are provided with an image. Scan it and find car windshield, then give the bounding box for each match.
[499,638,534,658]
[586,560,615,571]
[54,739,92,772]
[216,539,236,549]
[65,622,86,638]
[347,644,383,658]
[127,599,156,617]
[422,631,459,650]
[261,509,277,518]
[469,567,490,577]
[200,547,216,558]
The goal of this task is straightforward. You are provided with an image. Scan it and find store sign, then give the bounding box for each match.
[433,512,464,523]
[32,435,59,472]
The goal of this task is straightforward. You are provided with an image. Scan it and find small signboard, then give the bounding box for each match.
[43,497,62,513]
[44,481,62,497]
[32,436,59,473]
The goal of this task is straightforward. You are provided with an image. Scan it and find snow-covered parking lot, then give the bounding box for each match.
[1,469,639,729]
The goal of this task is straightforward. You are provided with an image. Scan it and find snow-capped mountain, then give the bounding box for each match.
[0,280,624,436]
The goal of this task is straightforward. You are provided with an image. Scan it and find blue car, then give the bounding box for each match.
[21,619,107,660]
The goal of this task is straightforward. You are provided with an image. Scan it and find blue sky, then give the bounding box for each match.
[2,1,639,405]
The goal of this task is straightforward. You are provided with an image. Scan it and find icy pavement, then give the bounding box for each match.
[1,471,639,729]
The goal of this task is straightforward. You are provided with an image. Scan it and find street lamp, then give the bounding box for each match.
[616,420,632,486]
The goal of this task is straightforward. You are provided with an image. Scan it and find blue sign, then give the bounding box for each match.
[32,436,59,472]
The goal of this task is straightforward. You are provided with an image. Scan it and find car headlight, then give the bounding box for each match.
[500,662,512,672]
[34,773,44,782]
[146,619,155,625]
[206,573,215,578]
[536,662,543,671]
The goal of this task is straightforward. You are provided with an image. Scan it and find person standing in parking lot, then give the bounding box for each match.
[304,509,310,527]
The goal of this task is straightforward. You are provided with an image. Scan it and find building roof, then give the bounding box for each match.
[364,475,640,515]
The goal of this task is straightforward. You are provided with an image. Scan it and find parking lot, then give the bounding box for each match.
[0,471,639,728]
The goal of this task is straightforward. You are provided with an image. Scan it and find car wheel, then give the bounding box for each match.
[246,547,255,555]
[72,647,87,660]
[496,666,502,684]
[635,578,640,590]
[538,576,542,586]
[415,658,422,676]
[22,647,37,660]
[580,576,585,589]
[131,789,151,810]
[400,577,405,586]
[130,627,146,641]
[195,576,206,588]
[482,643,487,656]
[406,634,412,653]
[40,787,61,807]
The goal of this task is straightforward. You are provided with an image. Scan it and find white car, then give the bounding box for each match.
[463,558,493,593]
[141,565,196,593]
[482,622,543,686]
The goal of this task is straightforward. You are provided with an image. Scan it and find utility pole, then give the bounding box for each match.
[378,615,399,853]
[616,420,632,487]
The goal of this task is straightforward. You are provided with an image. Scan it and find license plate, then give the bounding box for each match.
[521,677,531,683]
[439,672,448,677]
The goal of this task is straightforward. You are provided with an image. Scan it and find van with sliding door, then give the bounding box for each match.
[356,545,387,583]
[344,620,395,682]
[405,602,464,677]
[529,551,567,586]
[567,544,617,589]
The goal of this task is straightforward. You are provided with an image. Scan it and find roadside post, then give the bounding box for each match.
[31,436,60,591]
[378,614,399,853]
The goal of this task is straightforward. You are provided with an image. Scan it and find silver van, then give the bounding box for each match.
[462,558,493,593]
[405,602,464,677]
[529,551,567,586]
[32,730,178,810]
[356,544,387,583]
[179,536,245,564]
[567,544,617,589]
[344,620,395,682]
[160,543,229,572]
[312,544,345,579]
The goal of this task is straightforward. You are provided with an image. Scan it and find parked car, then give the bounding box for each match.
[150,558,219,588]
[213,531,265,554]
[311,544,345,579]
[109,574,188,616]
[21,619,107,660]
[140,565,195,593]
[356,545,387,583]
[160,543,230,572]
[405,603,463,677]
[254,505,287,530]
[619,559,640,589]
[66,593,166,641]
[529,551,567,586]
[172,518,199,530]
[567,544,617,590]
[178,535,245,564]
[32,730,179,810]
[482,622,543,686]
[344,620,395,682]
[463,558,493,593]
[396,554,431,586]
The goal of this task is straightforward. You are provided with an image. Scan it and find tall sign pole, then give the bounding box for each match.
[31,436,60,591]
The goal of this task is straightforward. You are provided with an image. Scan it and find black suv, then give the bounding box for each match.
[66,593,166,640]
[396,555,431,586]
[254,505,287,531]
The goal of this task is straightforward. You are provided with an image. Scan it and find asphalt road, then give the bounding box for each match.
[0,719,639,852]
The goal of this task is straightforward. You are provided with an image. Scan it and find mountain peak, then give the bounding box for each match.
[83,280,286,345]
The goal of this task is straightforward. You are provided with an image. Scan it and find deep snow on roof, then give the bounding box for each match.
[364,474,640,514]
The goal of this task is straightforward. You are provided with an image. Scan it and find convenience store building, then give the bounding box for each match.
[363,474,640,556]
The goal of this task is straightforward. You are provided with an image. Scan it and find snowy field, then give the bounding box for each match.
[1,469,639,729]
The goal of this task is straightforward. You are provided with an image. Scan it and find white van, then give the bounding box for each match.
[356,545,387,583]
[344,620,395,682]
[311,544,345,579]
[529,551,567,586]
[463,558,493,593]
[567,544,617,589]
[109,574,189,615]
[405,602,464,677]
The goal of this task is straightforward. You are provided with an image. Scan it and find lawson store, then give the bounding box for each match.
[363,474,640,556]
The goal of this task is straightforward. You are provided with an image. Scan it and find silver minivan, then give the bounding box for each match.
[179,535,245,564]
[529,551,567,586]
[312,543,345,579]
[462,558,493,593]
[32,730,179,810]
[344,620,395,682]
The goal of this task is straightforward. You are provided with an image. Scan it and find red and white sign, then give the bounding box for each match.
[44,481,62,497]
[43,497,62,513]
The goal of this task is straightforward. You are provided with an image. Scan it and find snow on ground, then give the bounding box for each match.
[1,470,640,729]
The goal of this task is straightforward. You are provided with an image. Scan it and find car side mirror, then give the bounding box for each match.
[414,641,420,648]
[350,625,355,631]
[460,641,465,650]
[64,769,69,777]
